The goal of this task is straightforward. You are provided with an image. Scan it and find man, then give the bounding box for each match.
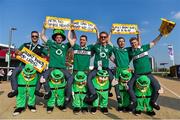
[8,31,48,98]
[127,33,163,110]
[85,30,114,103]
[67,30,93,74]
[39,24,74,104]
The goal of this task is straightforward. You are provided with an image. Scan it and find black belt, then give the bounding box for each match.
[136,96,151,98]
[18,84,36,87]
[73,70,89,74]
[95,88,109,92]
[74,91,87,94]
[50,86,66,90]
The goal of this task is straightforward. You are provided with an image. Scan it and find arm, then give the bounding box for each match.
[67,30,76,47]
[150,33,163,48]
[108,28,113,46]
[41,23,48,43]
[136,30,141,45]
[94,25,99,44]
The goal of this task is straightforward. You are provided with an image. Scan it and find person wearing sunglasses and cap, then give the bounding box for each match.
[46,69,67,113]
[90,70,110,115]
[72,71,88,114]
[12,64,39,116]
[8,31,48,98]
[38,24,75,105]
[134,75,156,116]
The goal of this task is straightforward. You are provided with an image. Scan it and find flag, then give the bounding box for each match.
[168,45,174,61]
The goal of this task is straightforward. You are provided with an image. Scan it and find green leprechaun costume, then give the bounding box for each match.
[13,64,39,116]
[134,75,156,116]
[72,71,88,114]
[115,69,132,112]
[46,69,67,113]
[91,70,110,115]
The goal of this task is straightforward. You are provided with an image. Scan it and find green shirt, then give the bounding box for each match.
[73,44,93,71]
[92,43,113,68]
[113,46,130,69]
[128,44,151,74]
[46,40,71,69]
[92,77,109,90]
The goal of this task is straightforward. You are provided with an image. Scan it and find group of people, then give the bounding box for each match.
[7,22,165,116]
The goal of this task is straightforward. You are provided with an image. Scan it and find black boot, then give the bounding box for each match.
[134,110,141,115]
[58,105,66,112]
[8,90,18,98]
[34,90,44,97]
[146,110,156,116]
[47,106,54,113]
[128,101,136,111]
[101,107,108,115]
[84,94,98,105]
[90,107,97,114]
[73,107,80,115]
[117,106,124,112]
[150,102,160,110]
[13,107,25,116]
[28,105,36,112]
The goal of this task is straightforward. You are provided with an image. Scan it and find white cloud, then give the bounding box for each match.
[172,11,180,19]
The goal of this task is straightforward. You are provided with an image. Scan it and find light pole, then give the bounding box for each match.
[7,27,17,80]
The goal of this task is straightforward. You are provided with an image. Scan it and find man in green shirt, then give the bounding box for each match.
[38,24,75,105]
[127,33,163,111]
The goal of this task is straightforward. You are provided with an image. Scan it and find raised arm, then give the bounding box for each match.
[150,33,163,48]
[94,25,100,44]
[108,28,113,46]
[41,23,48,43]
[136,30,141,45]
[68,30,76,47]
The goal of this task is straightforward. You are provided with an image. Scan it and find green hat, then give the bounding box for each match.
[52,29,66,41]
[120,70,132,81]
[97,70,109,77]
[51,69,64,82]
[23,64,36,75]
[136,75,150,87]
[74,71,87,82]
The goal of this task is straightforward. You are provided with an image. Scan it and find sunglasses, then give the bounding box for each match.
[31,36,39,38]
[100,36,107,39]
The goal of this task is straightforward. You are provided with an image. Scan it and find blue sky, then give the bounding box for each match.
[0,0,180,67]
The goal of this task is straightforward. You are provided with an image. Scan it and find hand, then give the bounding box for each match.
[15,50,22,56]
[43,22,47,30]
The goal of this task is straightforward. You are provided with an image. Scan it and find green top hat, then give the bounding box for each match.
[23,64,36,76]
[120,70,132,81]
[136,75,150,87]
[51,69,64,82]
[52,29,66,41]
[75,71,87,82]
[97,70,109,77]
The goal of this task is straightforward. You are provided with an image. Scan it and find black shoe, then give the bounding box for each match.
[146,111,156,116]
[134,110,141,115]
[150,102,160,110]
[117,106,124,112]
[64,97,71,106]
[101,107,108,115]
[44,91,52,99]
[84,94,98,105]
[8,90,18,98]
[108,92,113,97]
[58,105,66,112]
[81,107,88,113]
[128,102,136,111]
[73,107,80,115]
[124,107,131,112]
[90,107,97,114]
[34,90,44,97]
[13,107,25,116]
[28,105,36,112]
[47,107,54,113]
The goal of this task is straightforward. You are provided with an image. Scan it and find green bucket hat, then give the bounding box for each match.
[97,70,109,77]
[52,29,66,41]
[51,69,64,82]
[23,64,36,76]
[136,75,150,87]
[120,70,132,81]
[74,71,87,82]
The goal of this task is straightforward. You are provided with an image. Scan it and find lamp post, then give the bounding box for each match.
[7,27,17,80]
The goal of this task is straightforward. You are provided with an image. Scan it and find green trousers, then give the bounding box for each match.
[93,90,108,108]
[72,93,87,108]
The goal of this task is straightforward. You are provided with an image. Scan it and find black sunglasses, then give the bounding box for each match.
[31,35,39,38]
[100,36,107,39]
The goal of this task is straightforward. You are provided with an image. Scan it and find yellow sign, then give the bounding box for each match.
[112,24,138,34]
[16,47,49,73]
[159,18,176,36]
[45,16,71,30]
[71,20,96,33]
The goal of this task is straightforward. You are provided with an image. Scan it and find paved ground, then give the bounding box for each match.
[0,76,180,119]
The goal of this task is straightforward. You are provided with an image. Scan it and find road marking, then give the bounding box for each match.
[161,83,180,99]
